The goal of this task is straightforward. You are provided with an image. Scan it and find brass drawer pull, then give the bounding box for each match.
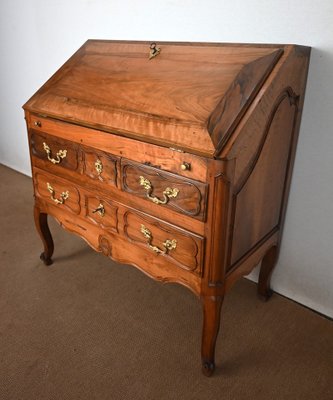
[46,182,69,205]
[43,142,67,164]
[92,203,105,217]
[139,176,179,205]
[140,225,177,255]
[95,159,103,175]
[181,162,191,171]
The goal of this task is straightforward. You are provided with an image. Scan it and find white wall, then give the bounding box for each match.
[0,0,332,317]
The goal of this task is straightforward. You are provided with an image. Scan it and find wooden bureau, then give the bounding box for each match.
[23,40,310,376]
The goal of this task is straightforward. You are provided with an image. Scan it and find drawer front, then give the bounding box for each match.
[123,210,204,276]
[33,168,204,279]
[28,114,208,182]
[121,159,208,221]
[34,171,81,214]
[31,131,79,171]
[84,194,118,233]
[82,148,118,186]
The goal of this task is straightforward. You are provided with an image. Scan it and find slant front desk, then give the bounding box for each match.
[23,40,310,376]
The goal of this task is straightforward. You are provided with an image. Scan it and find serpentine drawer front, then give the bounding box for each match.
[121,159,208,220]
[23,40,311,376]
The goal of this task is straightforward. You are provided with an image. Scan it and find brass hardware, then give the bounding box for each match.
[139,176,179,205]
[43,142,67,164]
[34,121,42,127]
[46,182,69,205]
[140,225,177,255]
[181,162,191,171]
[95,159,103,175]
[92,203,105,217]
[149,42,161,60]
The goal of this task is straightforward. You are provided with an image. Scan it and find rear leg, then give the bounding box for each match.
[258,245,278,301]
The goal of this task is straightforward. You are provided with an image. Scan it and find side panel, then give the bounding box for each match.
[230,89,298,266]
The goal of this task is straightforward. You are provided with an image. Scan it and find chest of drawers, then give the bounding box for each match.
[23,40,310,376]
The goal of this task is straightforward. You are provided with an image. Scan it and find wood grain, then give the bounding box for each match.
[123,210,204,275]
[208,49,283,154]
[24,40,311,376]
[121,159,208,221]
[31,131,79,172]
[24,41,285,156]
[27,113,208,181]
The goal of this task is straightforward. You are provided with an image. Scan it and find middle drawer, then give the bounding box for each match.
[121,159,208,221]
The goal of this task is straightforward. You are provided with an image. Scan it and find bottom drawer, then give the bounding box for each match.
[33,168,205,281]
[123,210,204,275]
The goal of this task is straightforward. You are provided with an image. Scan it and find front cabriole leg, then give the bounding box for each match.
[34,205,54,265]
[201,295,224,376]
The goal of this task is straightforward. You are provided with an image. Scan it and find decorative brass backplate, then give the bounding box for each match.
[92,203,105,217]
[46,182,69,204]
[95,159,103,175]
[140,224,177,255]
[43,142,67,164]
[139,176,179,205]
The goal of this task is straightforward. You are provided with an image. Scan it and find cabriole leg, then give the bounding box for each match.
[201,295,224,377]
[34,205,54,266]
[258,245,278,301]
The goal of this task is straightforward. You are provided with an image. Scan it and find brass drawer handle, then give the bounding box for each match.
[43,142,67,164]
[139,176,179,205]
[140,225,177,255]
[46,182,69,205]
[95,159,103,175]
[92,203,105,217]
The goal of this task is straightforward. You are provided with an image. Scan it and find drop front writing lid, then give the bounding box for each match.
[23,40,287,157]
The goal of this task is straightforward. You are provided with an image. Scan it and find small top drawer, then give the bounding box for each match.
[121,159,208,221]
[31,131,79,172]
[82,148,118,187]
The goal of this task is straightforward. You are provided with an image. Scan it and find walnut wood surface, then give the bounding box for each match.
[24,41,285,156]
[24,40,311,376]
[34,196,201,295]
[84,195,118,233]
[121,159,208,221]
[123,210,204,275]
[258,245,278,301]
[230,88,298,266]
[31,131,79,172]
[34,171,81,215]
[34,206,54,265]
[27,113,208,181]
[82,149,118,186]
[208,49,283,154]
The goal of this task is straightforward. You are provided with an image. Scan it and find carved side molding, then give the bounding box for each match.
[236,86,299,194]
[98,235,112,257]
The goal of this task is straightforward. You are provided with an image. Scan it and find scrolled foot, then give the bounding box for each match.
[258,246,278,302]
[258,288,273,302]
[202,360,215,377]
[40,252,53,266]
